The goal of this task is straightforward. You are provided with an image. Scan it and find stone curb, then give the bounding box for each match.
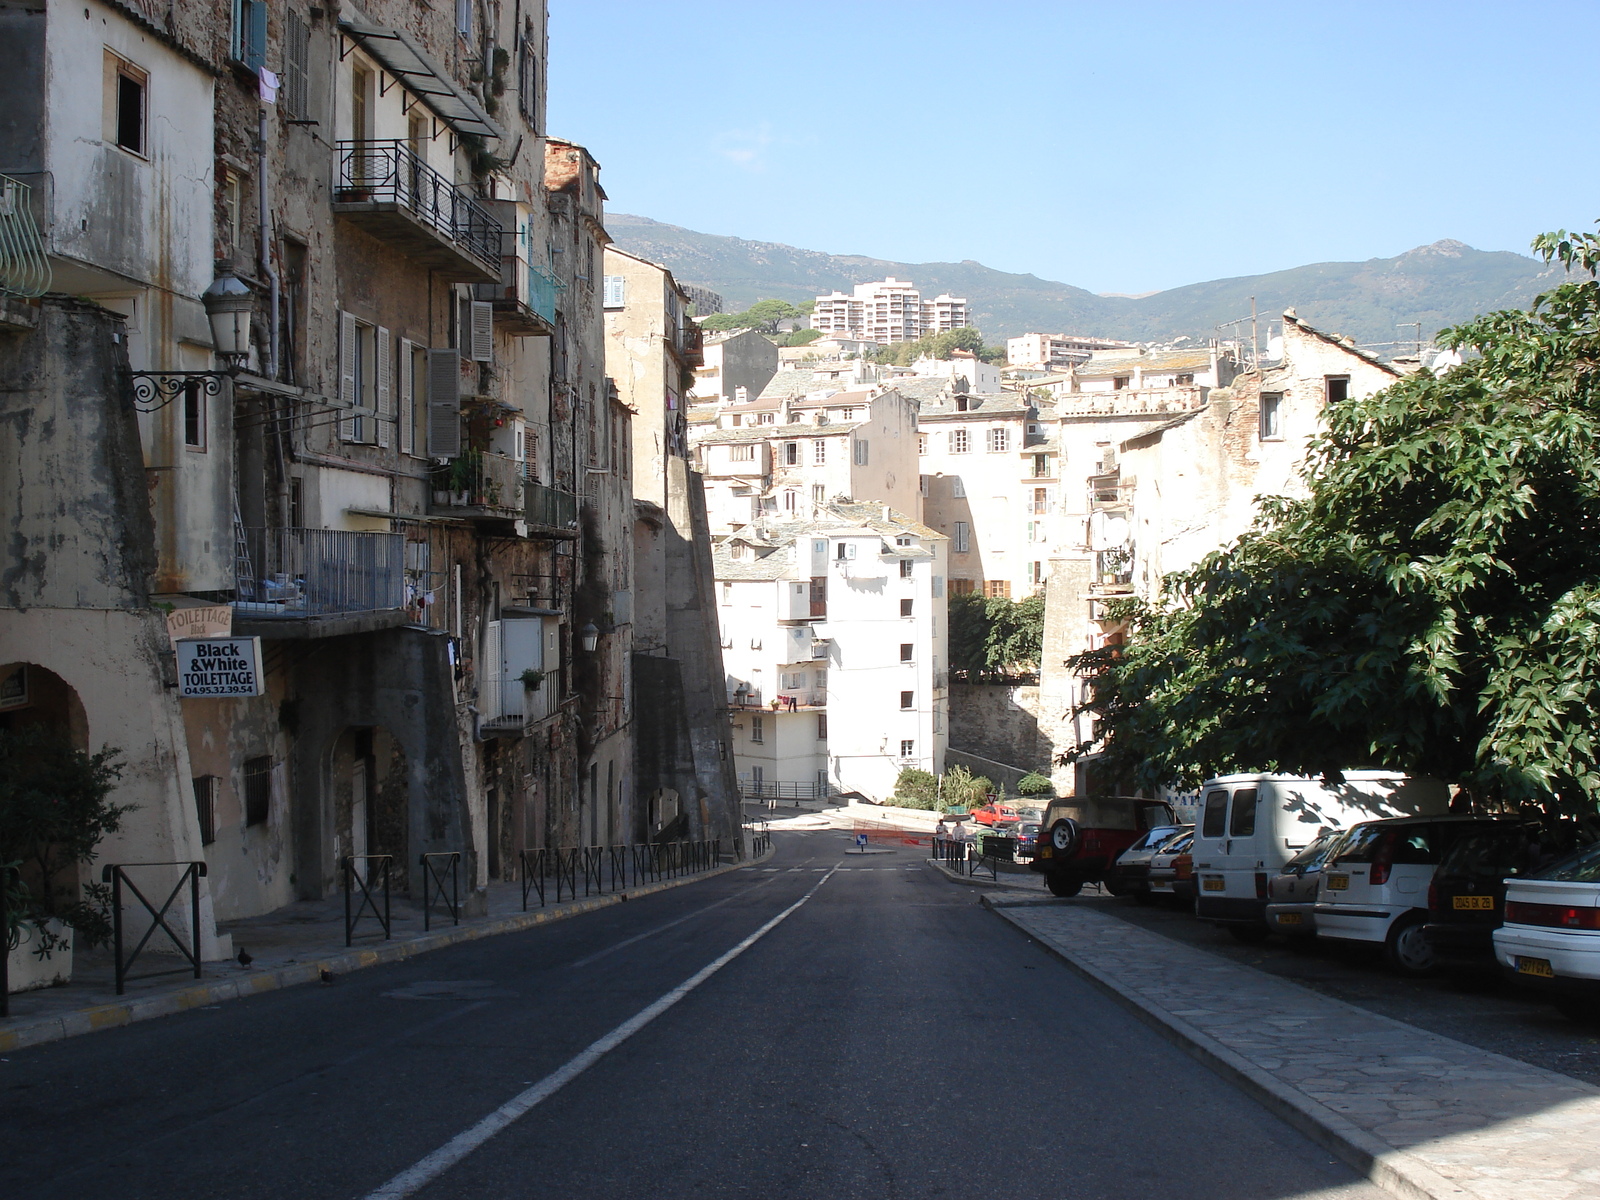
[0,848,772,1055]
[982,897,1473,1200]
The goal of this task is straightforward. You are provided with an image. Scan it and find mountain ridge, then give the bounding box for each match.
[606,214,1564,349]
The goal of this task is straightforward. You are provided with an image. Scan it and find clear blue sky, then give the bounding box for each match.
[548,1,1600,295]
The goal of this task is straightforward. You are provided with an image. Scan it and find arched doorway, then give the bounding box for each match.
[329,726,409,894]
[0,662,87,748]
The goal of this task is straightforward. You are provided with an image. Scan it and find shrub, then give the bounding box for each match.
[893,767,939,810]
[1017,772,1054,797]
[939,765,993,812]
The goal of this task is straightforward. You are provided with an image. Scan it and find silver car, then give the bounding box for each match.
[1265,830,1344,938]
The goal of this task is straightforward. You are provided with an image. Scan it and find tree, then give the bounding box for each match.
[939,765,993,810]
[741,298,805,334]
[783,328,824,348]
[1072,219,1600,812]
[1017,772,1055,797]
[698,312,745,333]
[949,590,1045,682]
[893,767,939,809]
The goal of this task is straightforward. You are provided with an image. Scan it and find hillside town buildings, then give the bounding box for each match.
[809,278,969,344]
[689,328,778,406]
[1006,332,1131,370]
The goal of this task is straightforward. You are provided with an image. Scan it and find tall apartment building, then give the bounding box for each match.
[809,278,969,344]
[715,503,949,801]
[0,0,660,965]
[1006,333,1132,370]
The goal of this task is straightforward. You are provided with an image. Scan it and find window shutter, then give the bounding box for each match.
[603,276,625,308]
[284,11,310,119]
[397,338,415,455]
[247,0,267,72]
[470,301,493,363]
[374,326,392,447]
[427,348,461,458]
[338,311,357,442]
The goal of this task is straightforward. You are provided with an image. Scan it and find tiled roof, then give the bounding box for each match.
[1075,347,1215,375]
[712,545,794,581]
[691,422,864,445]
[917,391,1033,419]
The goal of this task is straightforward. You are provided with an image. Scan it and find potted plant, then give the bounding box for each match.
[519,668,545,691]
[2,727,129,993]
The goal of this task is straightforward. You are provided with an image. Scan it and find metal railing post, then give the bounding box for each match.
[343,857,353,946]
[110,865,125,994]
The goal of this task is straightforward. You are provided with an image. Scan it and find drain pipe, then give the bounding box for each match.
[258,103,280,380]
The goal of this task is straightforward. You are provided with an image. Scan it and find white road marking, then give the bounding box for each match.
[568,875,780,970]
[360,866,840,1200]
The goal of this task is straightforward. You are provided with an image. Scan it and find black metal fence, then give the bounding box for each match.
[101,861,207,996]
[517,840,725,909]
[419,852,460,932]
[931,837,1000,882]
[342,854,393,946]
[334,140,500,269]
[747,821,772,856]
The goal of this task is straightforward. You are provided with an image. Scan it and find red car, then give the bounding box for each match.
[1028,796,1179,897]
[972,803,1022,827]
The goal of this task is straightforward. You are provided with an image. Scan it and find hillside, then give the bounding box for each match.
[607,214,1563,348]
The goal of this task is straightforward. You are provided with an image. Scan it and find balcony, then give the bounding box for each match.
[475,203,564,335]
[332,141,500,283]
[524,480,579,538]
[232,527,407,638]
[1055,385,1205,419]
[431,451,523,522]
[0,174,51,300]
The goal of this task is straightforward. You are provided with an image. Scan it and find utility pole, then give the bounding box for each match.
[1398,323,1423,356]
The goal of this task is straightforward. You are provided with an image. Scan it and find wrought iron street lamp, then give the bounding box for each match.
[580,622,600,653]
[126,271,255,411]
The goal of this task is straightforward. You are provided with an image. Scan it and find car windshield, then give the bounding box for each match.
[1158,832,1194,855]
[1284,831,1340,871]
[1048,799,1175,831]
[1526,840,1600,883]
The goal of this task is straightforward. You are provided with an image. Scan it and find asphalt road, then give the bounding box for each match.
[0,833,1386,1200]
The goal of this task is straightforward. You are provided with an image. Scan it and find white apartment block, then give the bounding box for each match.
[1007,333,1133,370]
[810,278,969,344]
[714,503,949,801]
[902,350,1001,392]
[690,387,921,535]
[916,392,1056,599]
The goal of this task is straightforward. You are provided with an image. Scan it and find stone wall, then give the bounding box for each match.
[948,683,1051,774]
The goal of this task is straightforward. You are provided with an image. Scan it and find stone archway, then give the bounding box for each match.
[0,662,88,748]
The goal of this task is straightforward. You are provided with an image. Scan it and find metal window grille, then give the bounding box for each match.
[243,757,272,826]
[193,777,217,845]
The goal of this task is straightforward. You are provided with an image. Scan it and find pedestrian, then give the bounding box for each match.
[787,693,798,712]
[934,817,949,841]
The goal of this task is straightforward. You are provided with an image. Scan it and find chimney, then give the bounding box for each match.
[734,385,748,404]
[882,505,892,521]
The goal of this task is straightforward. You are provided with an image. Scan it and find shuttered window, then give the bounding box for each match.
[374,325,392,447]
[283,11,310,119]
[469,300,494,363]
[428,348,462,458]
[603,276,625,309]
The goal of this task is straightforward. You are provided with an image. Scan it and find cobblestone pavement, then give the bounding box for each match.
[991,899,1600,1200]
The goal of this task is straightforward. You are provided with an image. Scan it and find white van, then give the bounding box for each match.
[1191,772,1450,940]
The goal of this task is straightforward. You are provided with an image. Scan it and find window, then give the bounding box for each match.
[788,412,803,424]
[108,54,147,155]
[900,599,914,617]
[750,716,764,743]
[816,714,828,740]
[785,442,799,465]
[518,21,541,130]
[1176,373,1194,386]
[1325,375,1350,405]
[812,484,825,505]
[900,740,915,758]
[900,690,914,709]
[729,444,755,461]
[951,476,966,498]
[243,756,272,826]
[984,580,1011,599]
[950,429,970,454]
[1033,454,1050,477]
[949,578,975,596]
[783,490,797,512]
[987,427,1010,453]
[284,10,311,118]
[900,559,914,579]
[1229,789,1259,837]
[835,542,856,560]
[721,582,732,605]
[1028,561,1044,585]
[899,644,913,662]
[757,412,775,425]
[222,172,244,252]
[603,276,626,308]
[813,439,826,464]
[1113,376,1130,390]
[193,776,217,846]
[814,669,827,692]
[288,476,304,527]
[918,435,928,454]
[1201,789,1229,837]
[919,475,930,497]
[730,544,747,559]
[182,381,206,449]
[455,0,472,36]
[231,0,267,72]
[953,522,970,553]
[1259,392,1283,440]
[813,540,827,555]
[1032,487,1049,515]
[853,439,869,465]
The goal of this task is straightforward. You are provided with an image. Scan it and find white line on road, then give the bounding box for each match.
[360,865,841,1200]
[568,875,780,970]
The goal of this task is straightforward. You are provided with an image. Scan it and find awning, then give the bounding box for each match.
[340,19,504,140]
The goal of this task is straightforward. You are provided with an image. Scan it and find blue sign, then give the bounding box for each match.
[855,833,868,847]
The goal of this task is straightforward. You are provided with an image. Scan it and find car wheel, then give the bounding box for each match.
[1048,818,1078,857]
[1385,913,1436,976]
[1227,923,1270,944]
[1102,877,1130,898]
[1045,874,1083,898]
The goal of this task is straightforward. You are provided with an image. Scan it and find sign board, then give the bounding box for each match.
[176,637,264,698]
[855,832,868,847]
[166,604,233,643]
[0,663,27,710]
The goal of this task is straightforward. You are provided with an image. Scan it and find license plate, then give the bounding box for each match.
[1202,878,1226,892]
[1517,957,1555,978]
[1037,846,1052,858]
[1326,874,1350,890]
[1276,912,1304,925]
[1452,895,1494,911]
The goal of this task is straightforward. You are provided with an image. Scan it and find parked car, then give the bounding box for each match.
[1014,821,1040,859]
[1106,825,1191,899]
[972,803,1022,827]
[1314,815,1507,974]
[1029,796,1178,898]
[1264,830,1345,938]
[1146,831,1196,904]
[1192,772,1450,940]
[1426,822,1587,974]
[1494,840,1600,1021]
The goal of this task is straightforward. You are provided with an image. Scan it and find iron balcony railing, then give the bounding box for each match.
[525,481,578,530]
[334,140,499,270]
[528,261,563,326]
[431,450,523,515]
[234,527,405,618]
[0,174,50,299]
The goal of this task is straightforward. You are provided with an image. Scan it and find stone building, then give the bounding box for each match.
[0,0,659,973]
[689,328,778,407]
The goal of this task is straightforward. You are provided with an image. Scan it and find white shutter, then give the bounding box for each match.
[470,301,493,363]
[427,348,461,458]
[603,275,625,308]
[397,339,415,456]
[338,311,357,442]
[375,326,392,447]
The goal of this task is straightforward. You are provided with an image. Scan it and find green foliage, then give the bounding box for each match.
[1017,772,1055,797]
[698,312,744,332]
[0,726,129,953]
[892,768,939,809]
[871,327,995,367]
[783,328,825,348]
[949,590,1046,681]
[1074,218,1600,812]
[939,765,993,810]
[698,299,809,336]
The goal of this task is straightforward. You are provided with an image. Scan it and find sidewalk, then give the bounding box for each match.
[986,897,1600,1200]
[1,849,767,1054]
